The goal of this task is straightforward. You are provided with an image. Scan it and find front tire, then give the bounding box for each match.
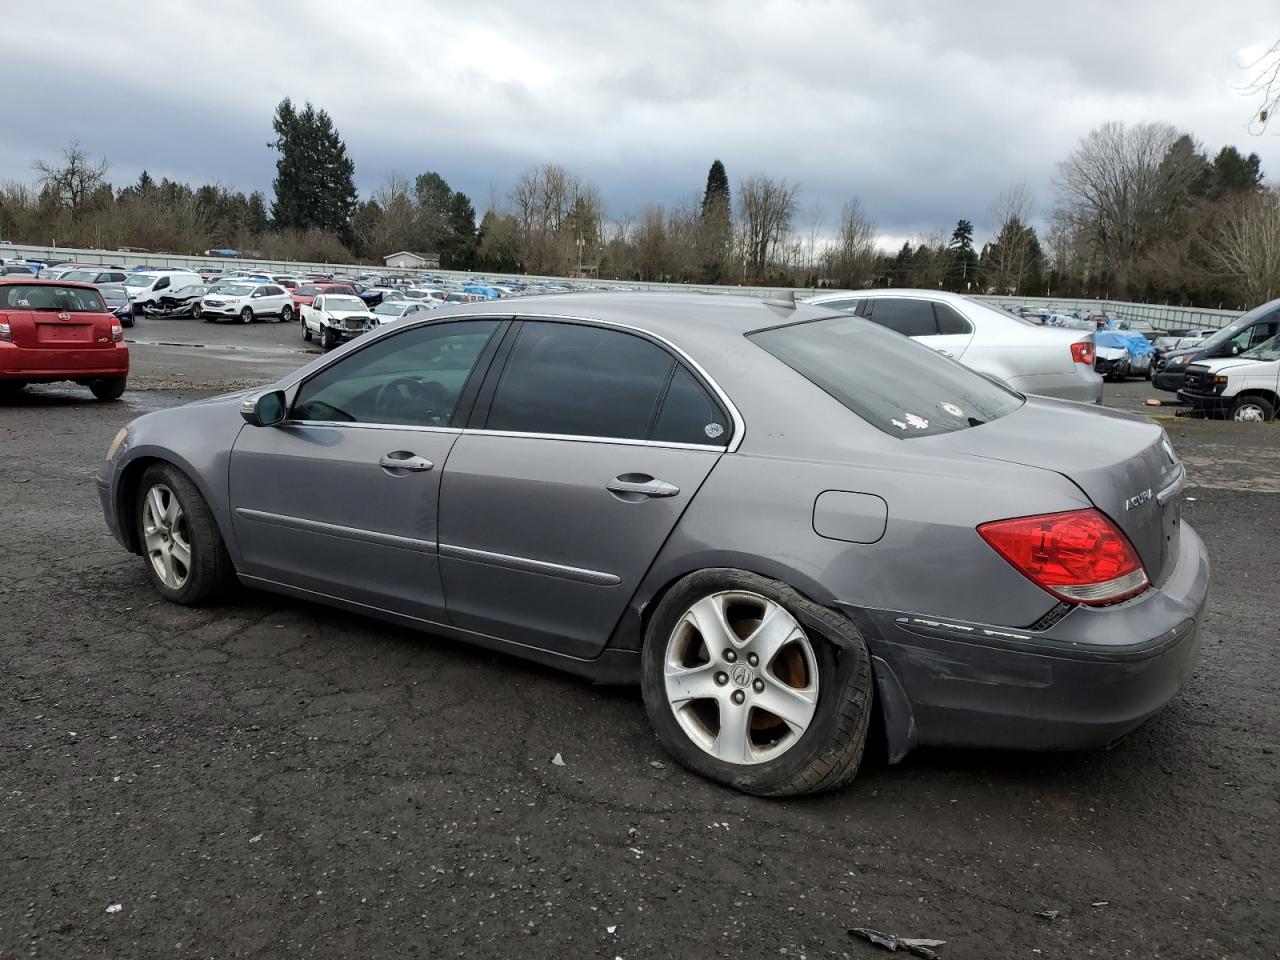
[135,463,232,606]
[1230,395,1275,422]
[319,326,335,350]
[90,377,126,401]
[192,303,202,320]
[303,322,312,342]
[280,304,293,322]
[240,307,254,325]
[641,569,874,796]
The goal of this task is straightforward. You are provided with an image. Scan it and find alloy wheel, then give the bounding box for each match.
[663,591,818,765]
[142,483,191,590]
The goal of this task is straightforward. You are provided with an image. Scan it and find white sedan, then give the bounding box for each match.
[805,289,1103,404]
[371,300,437,322]
[302,294,384,350]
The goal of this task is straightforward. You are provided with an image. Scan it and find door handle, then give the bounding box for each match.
[378,452,434,473]
[935,348,954,358]
[606,474,680,499]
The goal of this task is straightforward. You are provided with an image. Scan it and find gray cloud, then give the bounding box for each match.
[4,0,1277,247]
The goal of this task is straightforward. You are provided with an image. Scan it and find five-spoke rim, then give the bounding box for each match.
[663,590,819,765]
[142,483,191,590]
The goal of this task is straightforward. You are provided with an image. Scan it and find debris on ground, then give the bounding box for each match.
[1034,909,1061,921]
[848,927,945,958]
[1091,901,1109,908]
[626,826,639,843]
[105,903,123,914]
[551,752,565,766]
[607,924,617,934]
[1145,398,1162,406]
[649,760,664,769]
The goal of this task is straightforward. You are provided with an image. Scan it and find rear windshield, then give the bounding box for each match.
[749,315,1024,438]
[297,285,323,296]
[2,284,106,312]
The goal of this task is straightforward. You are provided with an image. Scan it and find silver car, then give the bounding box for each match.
[97,293,1208,795]
[806,289,1103,403]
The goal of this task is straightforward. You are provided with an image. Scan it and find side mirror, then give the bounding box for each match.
[1229,343,1242,356]
[240,390,287,427]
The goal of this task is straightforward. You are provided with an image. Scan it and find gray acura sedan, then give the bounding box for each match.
[97,293,1209,795]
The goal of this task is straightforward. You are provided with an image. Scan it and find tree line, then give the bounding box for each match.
[1,100,1276,307]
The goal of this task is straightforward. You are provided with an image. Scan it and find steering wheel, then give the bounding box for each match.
[374,377,450,423]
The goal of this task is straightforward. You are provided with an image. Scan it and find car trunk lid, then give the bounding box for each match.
[929,397,1182,583]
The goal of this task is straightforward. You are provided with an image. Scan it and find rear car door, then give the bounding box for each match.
[438,318,733,658]
[929,301,976,359]
[228,318,506,621]
[865,297,945,349]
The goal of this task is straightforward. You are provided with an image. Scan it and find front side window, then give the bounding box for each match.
[750,315,1024,438]
[292,319,500,428]
[2,284,106,312]
[866,298,938,337]
[486,321,676,441]
[154,277,170,291]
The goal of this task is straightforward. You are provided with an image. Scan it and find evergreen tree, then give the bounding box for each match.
[414,171,454,253]
[701,159,730,215]
[135,170,156,194]
[891,242,913,285]
[1206,146,1264,198]
[246,191,270,234]
[946,218,978,288]
[699,159,732,282]
[443,191,478,269]
[269,98,357,239]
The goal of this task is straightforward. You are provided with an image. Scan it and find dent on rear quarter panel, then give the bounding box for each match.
[631,447,1093,640]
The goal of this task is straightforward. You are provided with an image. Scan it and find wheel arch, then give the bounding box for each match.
[114,451,234,558]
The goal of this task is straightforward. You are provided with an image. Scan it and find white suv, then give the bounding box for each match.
[200,283,294,324]
[1178,333,1280,422]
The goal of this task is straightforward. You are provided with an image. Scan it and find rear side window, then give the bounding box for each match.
[749,315,1023,438]
[2,284,106,312]
[866,298,937,337]
[934,303,973,335]
[651,365,730,446]
[487,321,674,441]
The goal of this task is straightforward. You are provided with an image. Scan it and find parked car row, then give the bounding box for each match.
[1164,296,1280,421]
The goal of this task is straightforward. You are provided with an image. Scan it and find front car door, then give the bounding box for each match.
[437,318,735,659]
[228,318,506,622]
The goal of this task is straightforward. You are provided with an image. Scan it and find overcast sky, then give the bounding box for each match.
[5,0,1278,248]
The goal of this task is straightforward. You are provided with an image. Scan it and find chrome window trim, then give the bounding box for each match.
[235,507,435,553]
[438,543,620,586]
[277,420,462,435]
[462,427,724,453]
[274,310,746,453]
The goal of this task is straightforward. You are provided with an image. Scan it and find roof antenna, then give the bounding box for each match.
[763,290,797,309]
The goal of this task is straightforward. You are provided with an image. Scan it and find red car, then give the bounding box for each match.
[291,282,356,319]
[0,278,128,400]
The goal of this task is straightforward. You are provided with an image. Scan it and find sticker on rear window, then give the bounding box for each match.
[941,402,963,418]
[704,422,724,439]
[905,413,929,430]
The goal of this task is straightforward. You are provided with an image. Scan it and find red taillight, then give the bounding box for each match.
[0,320,10,342]
[1070,340,1095,365]
[978,508,1148,606]
[111,321,123,342]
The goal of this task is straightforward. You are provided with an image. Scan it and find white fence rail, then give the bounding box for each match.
[3,242,1245,330]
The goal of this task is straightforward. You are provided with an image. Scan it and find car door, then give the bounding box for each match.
[437,318,733,659]
[228,318,507,622]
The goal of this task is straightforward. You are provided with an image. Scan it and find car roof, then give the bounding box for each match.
[426,291,837,348]
[0,276,96,289]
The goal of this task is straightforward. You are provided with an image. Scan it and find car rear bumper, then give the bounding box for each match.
[0,342,128,379]
[853,520,1209,756]
[1006,367,1103,404]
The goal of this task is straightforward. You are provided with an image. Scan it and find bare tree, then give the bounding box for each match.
[1202,186,1280,304]
[738,175,799,280]
[32,141,109,218]
[1054,122,1203,286]
[1240,39,1280,133]
[983,183,1037,293]
[823,198,878,288]
[509,164,602,274]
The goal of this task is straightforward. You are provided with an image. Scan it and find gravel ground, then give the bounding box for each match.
[1,326,1277,959]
